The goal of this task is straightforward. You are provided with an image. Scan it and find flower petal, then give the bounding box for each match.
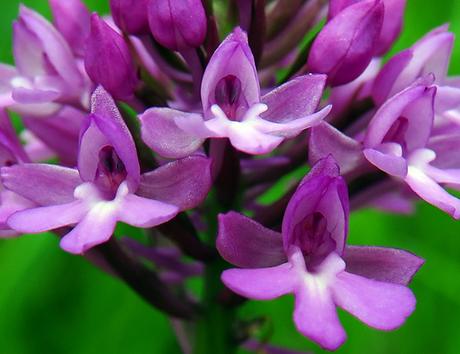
[201,28,259,116]
[261,74,327,123]
[137,156,212,210]
[363,145,407,177]
[332,271,416,330]
[7,200,86,233]
[344,246,424,285]
[221,262,296,300]
[293,283,346,351]
[309,122,364,175]
[118,194,178,228]
[140,107,205,159]
[60,203,117,254]
[405,165,460,218]
[1,164,81,205]
[216,212,286,268]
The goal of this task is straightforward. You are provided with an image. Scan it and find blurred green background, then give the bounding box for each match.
[1,1,460,353]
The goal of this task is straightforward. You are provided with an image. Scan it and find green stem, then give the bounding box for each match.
[193,191,238,354]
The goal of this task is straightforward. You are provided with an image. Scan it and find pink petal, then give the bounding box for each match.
[332,271,416,330]
[216,212,286,268]
[221,263,296,300]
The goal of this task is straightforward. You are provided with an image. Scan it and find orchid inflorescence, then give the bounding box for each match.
[0,0,458,352]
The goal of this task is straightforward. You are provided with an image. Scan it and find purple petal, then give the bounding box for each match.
[0,109,29,164]
[49,0,90,56]
[148,0,207,51]
[201,28,259,116]
[221,263,296,300]
[375,0,406,55]
[373,27,453,104]
[365,82,435,151]
[118,194,178,227]
[111,0,150,35]
[17,6,82,87]
[332,271,416,330]
[344,246,424,285]
[261,74,327,123]
[363,145,407,177]
[282,156,348,256]
[60,205,117,254]
[293,284,346,351]
[23,106,84,165]
[1,164,81,205]
[140,107,205,159]
[137,156,212,210]
[309,122,365,175]
[216,212,286,268]
[0,190,35,236]
[11,87,60,104]
[255,106,332,138]
[79,86,140,188]
[85,15,138,100]
[405,164,460,219]
[7,200,85,233]
[308,0,384,86]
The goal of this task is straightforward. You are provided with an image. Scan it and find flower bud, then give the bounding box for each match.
[110,0,150,35]
[49,0,90,56]
[84,14,138,100]
[148,0,207,51]
[329,0,406,56]
[308,0,384,86]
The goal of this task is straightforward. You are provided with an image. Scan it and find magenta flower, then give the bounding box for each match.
[218,157,422,350]
[311,78,460,218]
[141,28,331,157]
[2,87,212,254]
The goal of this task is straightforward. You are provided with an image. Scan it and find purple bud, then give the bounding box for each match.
[308,0,384,86]
[328,0,406,56]
[49,0,90,56]
[84,14,138,100]
[110,0,150,35]
[148,0,207,51]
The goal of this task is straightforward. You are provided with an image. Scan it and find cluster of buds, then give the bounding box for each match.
[0,0,458,352]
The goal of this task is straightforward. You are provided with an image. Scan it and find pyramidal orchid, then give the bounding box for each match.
[0,0,456,352]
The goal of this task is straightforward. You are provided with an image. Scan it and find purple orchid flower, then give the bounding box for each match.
[311,77,460,218]
[218,156,422,350]
[140,28,331,157]
[1,87,212,254]
[0,5,89,116]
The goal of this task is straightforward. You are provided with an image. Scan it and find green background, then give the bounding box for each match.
[1,1,460,353]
